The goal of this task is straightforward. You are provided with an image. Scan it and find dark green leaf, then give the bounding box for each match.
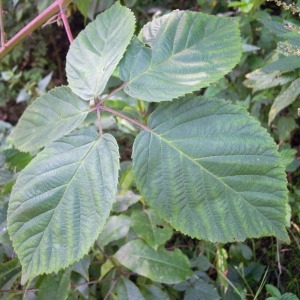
[132,95,289,243]
[37,271,71,300]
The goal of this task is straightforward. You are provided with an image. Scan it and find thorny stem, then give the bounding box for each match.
[93,104,151,132]
[100,82,128,104]
[0,0,70,60]
[59,3,73,43]
[0,0,4,48]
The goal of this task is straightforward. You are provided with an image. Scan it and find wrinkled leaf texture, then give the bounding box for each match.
[132,95,289,243]
[8,129,119,284]
[66,2,135,100]
[11,86,89,152]
[119,10,242,102]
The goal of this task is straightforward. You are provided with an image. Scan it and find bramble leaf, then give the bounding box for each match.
[66,2,135,100]
[8,129,119,284]
[119,11,241,102]
[11,86,89,152]
[132,95,289,243]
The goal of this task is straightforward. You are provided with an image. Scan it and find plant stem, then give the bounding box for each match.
[0,0,70,60]
[100,82,128,104]
[95,99,103,135]
[95,105,151,132]
[0,0,4,48]
[59,3,73,43]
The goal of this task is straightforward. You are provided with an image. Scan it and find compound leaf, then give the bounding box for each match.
[132,95,289,243]
[119,11,241,102]
[8,129,119,284]
[66,2,135,100]
[11,86,89,152]
[115,239,192,284]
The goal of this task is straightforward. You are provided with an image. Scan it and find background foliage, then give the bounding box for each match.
[0,0,300,299]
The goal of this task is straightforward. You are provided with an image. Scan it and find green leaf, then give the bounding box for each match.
[66,2,135,100]
[97,215,131,248]
[262,56,300,73]
[139,284,169,300]
[115,239,192,284]
[71,256,90,281]
[131,209,173,250]
[11,86,89,152]
[8,129,119,284]
[244,69,296,92]
[132,95,289,243]
[184,280,220,300]
[269,78,300,125]
[0,259,21,291]
[37,271,71,300]
[116,277,145,300]
[119,11,241,102]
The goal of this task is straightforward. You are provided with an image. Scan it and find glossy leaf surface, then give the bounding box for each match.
[11,86,89,152]
[132,95,289,243]
[8,129,119,284]
[119,11,241,101]
[66,2,135,100]
[115,239,192,284]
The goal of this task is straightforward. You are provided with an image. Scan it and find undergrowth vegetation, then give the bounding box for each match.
[0,0,299,299]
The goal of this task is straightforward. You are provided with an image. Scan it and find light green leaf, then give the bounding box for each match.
[116,277,145,300]
[11,86,89,152]
[37,271,71,300]
[66,2,135,100]
[132,95,289,243]
[115,239,192,284]
[244,69,296,92]
[119,11,241,102]
[8,129,119,284]
[131,209,173,250]
[98,215,131,248]
[269,78,300,125]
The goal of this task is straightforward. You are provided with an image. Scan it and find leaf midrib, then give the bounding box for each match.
[152,131,275,223]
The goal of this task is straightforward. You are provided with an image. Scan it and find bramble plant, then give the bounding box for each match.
[3,1,290,287]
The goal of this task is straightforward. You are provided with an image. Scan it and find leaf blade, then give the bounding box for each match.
[11,86,89,152]
[8,129,119,284]
[66,2,135,100]
[115,239,192,284]
[268,78,300,125]
[132,95,289,243]
[119,12,242,102]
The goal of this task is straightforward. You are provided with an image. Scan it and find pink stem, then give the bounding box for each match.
[92,105,151,132]
[0,0,70,60]
[60,4,73,43]
[0,0,5,48]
